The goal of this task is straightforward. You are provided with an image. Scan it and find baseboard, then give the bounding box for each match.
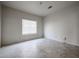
[48,38,79,47]
[66,42,79,47]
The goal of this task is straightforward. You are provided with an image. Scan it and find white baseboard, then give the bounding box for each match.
[66,41,79,47]
[48,38,79,47]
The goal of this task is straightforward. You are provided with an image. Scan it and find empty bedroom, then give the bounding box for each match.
[0,1,79,58]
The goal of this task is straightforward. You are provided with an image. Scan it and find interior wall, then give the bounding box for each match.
[2,5,43,46]
[44,4,79,46]
[0,4,1,47]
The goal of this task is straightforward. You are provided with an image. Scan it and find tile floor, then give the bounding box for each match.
[0,38,79,58]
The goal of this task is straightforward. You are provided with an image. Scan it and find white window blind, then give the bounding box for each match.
[22,19,37,35]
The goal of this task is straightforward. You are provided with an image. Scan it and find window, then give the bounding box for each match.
[22,19,37,35]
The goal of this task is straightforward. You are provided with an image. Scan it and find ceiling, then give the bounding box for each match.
[1,1,78,17]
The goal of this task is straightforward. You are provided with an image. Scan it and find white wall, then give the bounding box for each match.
[0,4,1,47]
[44,4,79,46]
[2,5,43,46]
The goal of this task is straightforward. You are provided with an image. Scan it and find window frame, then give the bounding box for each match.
[22,19,37,35]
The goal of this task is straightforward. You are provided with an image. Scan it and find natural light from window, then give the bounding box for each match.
[22,19,37,35]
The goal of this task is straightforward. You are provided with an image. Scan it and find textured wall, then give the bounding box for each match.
[44,4,79,46]
[0,4,1,47]
[2,5,43,45]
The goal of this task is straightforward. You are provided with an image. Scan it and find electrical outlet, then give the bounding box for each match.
[64,37,66,40]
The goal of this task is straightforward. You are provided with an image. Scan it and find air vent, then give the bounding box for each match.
[40,1,53,9]
[48,6,53,9]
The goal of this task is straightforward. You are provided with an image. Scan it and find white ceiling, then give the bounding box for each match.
[1,1,78,17]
